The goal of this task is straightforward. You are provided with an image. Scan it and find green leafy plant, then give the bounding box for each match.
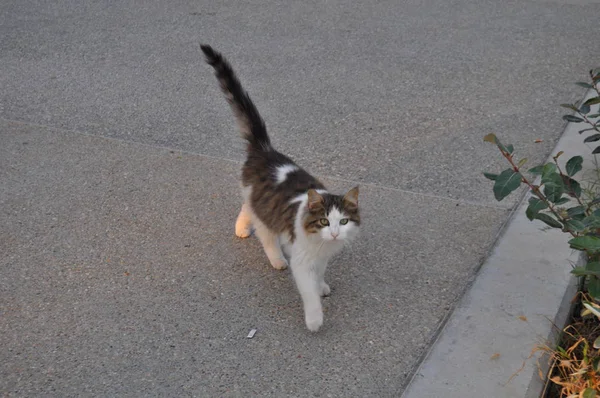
[560,68,600,154]
[486,68,600,398]
[483,69,600,302]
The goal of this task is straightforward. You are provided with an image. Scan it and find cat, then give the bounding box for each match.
[201,45,360,332]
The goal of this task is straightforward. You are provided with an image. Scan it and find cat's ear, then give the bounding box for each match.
[307,189,324,211]
[343,186,359,209]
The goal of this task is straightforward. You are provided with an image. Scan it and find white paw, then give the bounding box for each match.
[235,226,252,238]
[305,310,323,332]
[320,283,330,297]
[270,257,288,270]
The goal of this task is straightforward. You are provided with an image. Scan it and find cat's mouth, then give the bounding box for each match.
[324,237,344,243]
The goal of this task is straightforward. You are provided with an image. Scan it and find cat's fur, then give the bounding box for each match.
[201,45,360,332]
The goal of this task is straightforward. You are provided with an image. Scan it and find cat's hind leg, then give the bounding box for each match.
[235,203,252,238]
[252,217,288,270]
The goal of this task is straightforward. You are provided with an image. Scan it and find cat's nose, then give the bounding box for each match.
[331,232,339,239]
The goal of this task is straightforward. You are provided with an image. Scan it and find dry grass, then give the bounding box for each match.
[540,294,600,397]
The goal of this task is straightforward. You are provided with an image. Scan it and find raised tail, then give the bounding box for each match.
[201,44,271,152]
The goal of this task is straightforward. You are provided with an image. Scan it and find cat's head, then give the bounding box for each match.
[303,187,360,243]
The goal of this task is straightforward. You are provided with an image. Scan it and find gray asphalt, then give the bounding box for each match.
[1,0,599,396]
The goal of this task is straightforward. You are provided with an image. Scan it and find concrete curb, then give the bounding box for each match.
[401,90,598,398]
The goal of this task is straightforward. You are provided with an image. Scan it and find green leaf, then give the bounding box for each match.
[541,163,557,183]
[561,176,581,198]
[563,115,584,123]
[567,206,585,218]
[543,174,564,203]
[506,144,514,154]
[483,172,498,181]
[517,158,527,168]
[583,387,597,398]
[580,103,591,114]
[584,215,600,228]
[589,276,600,301]
[571,266,587,276]
[554,197,570,205]
[527,165,544,175]
[565,219,586,232]
[589,113,600,118]
[593,146,600,155]
[493,169,523,201]
[566,155,583,176]
[587,262,600,273]
[568,209,585,220]
[483,133,497,144]
[584,97,600,106]
[568,236,600,252]
[576,82,594,89]
[560,103,578,111]
[526,197,548,221]
[534,213,563,229]
[544,186,564,203]
[584,134,600,143]
[483,134,510,153]
[571,266,600,277]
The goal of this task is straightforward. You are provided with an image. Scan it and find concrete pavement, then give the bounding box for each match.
[1,0,599,396]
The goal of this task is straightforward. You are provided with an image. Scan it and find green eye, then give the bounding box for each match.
[319,218,329,226]
[340,218,349,225]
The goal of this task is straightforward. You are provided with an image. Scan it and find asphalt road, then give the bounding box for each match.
[1,0,599,396]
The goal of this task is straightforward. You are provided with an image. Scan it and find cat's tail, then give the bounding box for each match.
[201,44,271,152]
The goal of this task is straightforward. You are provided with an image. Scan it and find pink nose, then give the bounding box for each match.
[331,232,339,239]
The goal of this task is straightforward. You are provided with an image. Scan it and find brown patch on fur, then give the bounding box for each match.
[242,152,325,242]
[307,189,323,211]
[303,209,328,234]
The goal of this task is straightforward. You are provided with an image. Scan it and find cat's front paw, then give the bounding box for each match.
[270,257,288,270]
[320,283,330,297]
[235,226,252,238]
[305,310,323,332]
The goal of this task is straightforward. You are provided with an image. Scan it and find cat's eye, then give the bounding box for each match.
[319,218,329,226]
[340,218,349,225]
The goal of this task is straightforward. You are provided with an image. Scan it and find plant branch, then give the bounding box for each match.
[498,148,577,237]
[576,111,600,133]
[553,157,588,213]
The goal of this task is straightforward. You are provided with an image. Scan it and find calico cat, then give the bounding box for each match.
[201,45,360,332]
